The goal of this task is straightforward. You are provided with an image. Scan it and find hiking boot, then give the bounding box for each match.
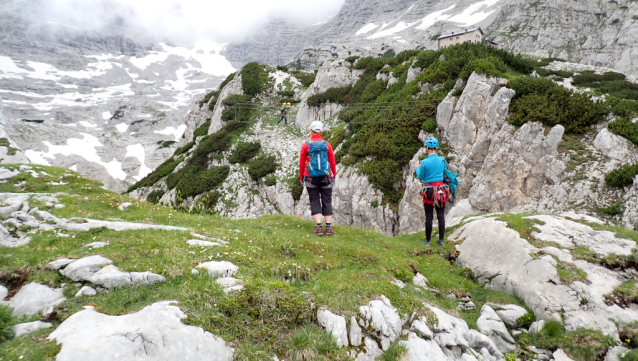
[324,225,334,236]
[438,239,445,246]
[422,240,431,246]
[313,225,324,236]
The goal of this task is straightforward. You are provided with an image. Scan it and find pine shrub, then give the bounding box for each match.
[0,305,14,342]
[264,175,277,186]
[248,155,277,180]
[228,142,261,164]
[146,190,165,204]
[176,166,230,199]
[605,163,638,187]
[422,118,437,132]
[608,118,638,145]
[292,72,316,87]
[127,157,182,192]
[205,72,236,111]
[241,62,267,96]
[307,86,352,106]
[192,121,211,139]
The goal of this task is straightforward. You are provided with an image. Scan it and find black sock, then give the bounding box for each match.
[326,223,331,227]
[316,223,322,227]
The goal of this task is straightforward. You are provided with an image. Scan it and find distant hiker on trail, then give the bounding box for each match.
[299,121,337,236]
[278,102,295,125]
[415,137,449,247]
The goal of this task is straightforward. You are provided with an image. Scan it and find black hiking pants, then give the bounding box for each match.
[305,176,333,216]
[424,203,445,241]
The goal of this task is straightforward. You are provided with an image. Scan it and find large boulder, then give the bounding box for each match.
[12,321,53,337]
[476,305,516,353]
[6,282,65,317]
[192,261,238,278]
[49,301,234,360]
[358,296,404,350]
[60,255,113,282]
[400,332,449,361]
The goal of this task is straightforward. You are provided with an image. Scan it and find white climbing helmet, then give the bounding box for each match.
[309,121,323,133]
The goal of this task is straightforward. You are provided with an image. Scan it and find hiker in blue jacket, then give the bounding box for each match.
[415,137,449,246]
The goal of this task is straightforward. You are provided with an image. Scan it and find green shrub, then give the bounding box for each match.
[509,80,606,134]
[248,155,277,180]
[192,121,211,139]
[286,176,304,200]
[221,94,255,122]
[228,142,261,164]
[276,65,289,72]
[535,68,574,80]
[174,142,194,156]
[241,62,267,96]
[345,56,360,64]
[307,86,352,106]
[605,163,638,187]
[146,190,165,204]
[293,72,316,87]
[156,140,176,149]
[165,173,180,190]
[458,56,506,79]
[573,71,626,85]
[608,98,638,117]
[199,91,215,108]
[422,118,437,132]
[127,156,182,192]
[609,117,638,145]
[599,202,625,216]
[0,305,14,342]
[516,312,536,329]
[200,191,220,210]
[620,350,638,361]
[176,166,230,199]
[278,89,295,98]
[264,176,277,186]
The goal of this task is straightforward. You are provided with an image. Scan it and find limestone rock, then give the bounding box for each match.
[11,321,53,337]
[0,285,8,301]
[49,301,234,361]
[605,346,630,361]
[529,320,545,336]
[489,304,528,327]
[216,277,241,288]
[410,319,433,339]
[477,305,516,353]
[193,261,238,278]
[593,128,638,163]
[85,241,109,249]
[464,329,504,360]
[187,239,222,247]
[413,273,428,289]
[61,255,113,282]
[359,296,403,350]
[7,282,65,317]
[354,337,383,361]
[454,217,638,339]
[117,202,132,211]
[553,349,575,361]
[316,308,348,347]
[427,305,469,348]
[525,215,635,257]
[349,316,362,347]
[75,286,97,297]
[400,332,448,361]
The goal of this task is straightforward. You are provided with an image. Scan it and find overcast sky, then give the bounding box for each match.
[4,0,345,44]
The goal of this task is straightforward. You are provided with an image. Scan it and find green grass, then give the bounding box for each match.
[556,261,589,285]
[0,165,530,359]
[376,341,408,361]
[0,138,18,155]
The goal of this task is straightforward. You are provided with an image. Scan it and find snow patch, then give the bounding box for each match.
[26,133,126,180]
[154,125,187,141]
[125,144,152,181]
[79,121,97,128]
[70,164,78,171]
[115,123,129,133]
[415,5,457,30]
[447,0,503,26]
[356,23,379,35]
[102,111,112,120]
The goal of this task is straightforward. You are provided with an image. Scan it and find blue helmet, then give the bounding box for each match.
[425,137,439,149]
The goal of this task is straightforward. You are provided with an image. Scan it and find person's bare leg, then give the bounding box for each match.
[325,215,333,224]
[313,214,322,224]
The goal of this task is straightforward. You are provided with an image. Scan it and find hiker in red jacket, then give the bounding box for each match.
[299,121,337,236]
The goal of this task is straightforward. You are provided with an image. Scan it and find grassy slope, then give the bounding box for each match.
[0,164,524,360]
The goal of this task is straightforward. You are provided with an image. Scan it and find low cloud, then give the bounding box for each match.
[2,0,345,44]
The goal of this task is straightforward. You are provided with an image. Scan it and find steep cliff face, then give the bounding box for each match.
[0,7,234,191]
[225,0,638,80]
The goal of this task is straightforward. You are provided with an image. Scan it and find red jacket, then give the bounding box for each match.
[299,134,337,180]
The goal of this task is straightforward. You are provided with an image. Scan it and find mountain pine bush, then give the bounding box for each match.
[204,72,236,111]
[608,117,638,145]
[605,163,638,187]
[241,62,268,96]
[228,142,261,164]
[146,189,165,204]
[248,154,278,180]
[176,166,230,199]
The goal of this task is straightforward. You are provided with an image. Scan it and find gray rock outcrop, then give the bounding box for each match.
[452,216,638,339]
[192,261,239,278]
[317,308,349,347]
[11,321,53,337]
[49,301,234,361]
[6,282,65,317]
[476,305,516,353]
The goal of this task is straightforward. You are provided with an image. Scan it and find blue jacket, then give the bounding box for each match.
[416,154,446,184]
